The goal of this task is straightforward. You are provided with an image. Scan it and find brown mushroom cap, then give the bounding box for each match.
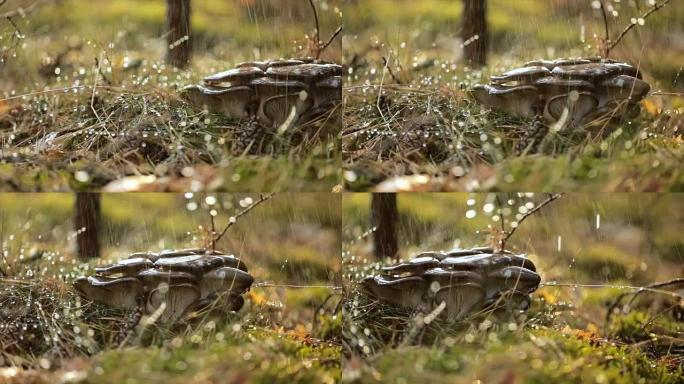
[382,256,441,275]
[95,257,154,276]
[490,66,551,85]
[199,266,254,299]
[266,59,305,68]
[265,64,336,83]
[471,84,539,119]
[362,275,429,310]
[154,255,225,275]
[595,75,650,106]
[138,269,198,292]
[74,276,143,309]
[203,66,264,86]
[550,63,622,82]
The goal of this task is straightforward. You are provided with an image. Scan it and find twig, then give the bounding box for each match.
[598,1,610,47]
[308,0,321,48]
[254,282,343,290]
[605,278,684,322]
[501,193,563,249]
[606,0,672,56]
[319,26,343,53]
[382,56,402,85]
[213,193,276,244]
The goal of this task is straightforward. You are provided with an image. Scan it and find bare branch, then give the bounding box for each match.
[607,0,672,55]
[598,0,610,53]
[308,0,321,56]
[319,25,343,55]
[501,193,564,249]
[606,278,684,323]
[213,192,276,244]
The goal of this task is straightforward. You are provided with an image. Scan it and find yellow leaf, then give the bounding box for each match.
[539,290,557,304]
[586,323,598,334]
[642,99,660,115]
[0,100,9,117]
[247,290,267,306]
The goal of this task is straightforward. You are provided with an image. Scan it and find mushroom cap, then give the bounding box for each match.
[362,275,428,310]
[137,269,198,292]
[534,76,595,96]
[596,75,650,105]
[382,256,441,275]
[266,59,305,67]
[422,268,485,287]
[236,61,270,71]
[200,266,254,299]
[550,63,622,81]
[74,276,143,309]
[490,66,551,85]
[203,66,264,86]
[251,77,308,95]
[146,283,200,324]
[95,257,154,276]
[471,84,539,119]
[265,64,336,83]
[154,255,225,275]
[440,253,537,273]
[489,266,541,294]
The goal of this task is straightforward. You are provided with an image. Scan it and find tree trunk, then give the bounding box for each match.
[371,193,398,259]
[74,193,101,260]
[166,0,191,69]
[461,0,488,66]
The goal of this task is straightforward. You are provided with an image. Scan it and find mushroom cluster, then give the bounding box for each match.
[181,58,343,128]
[362,247,541,321]
[471,58,650,128]
[74,248,253,323]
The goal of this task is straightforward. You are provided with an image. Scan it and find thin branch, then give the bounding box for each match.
[598,0,610,46]
[308,0,321,56]
[607,0,672,55]
[606,278,684,322]
[501,193,563,248]
[319,25,343,54]
[382,56,402,85]
[214,192,276,244]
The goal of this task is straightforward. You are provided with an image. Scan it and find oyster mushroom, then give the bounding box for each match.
[423,268,485,321]
[180,84,253,119]
[146,283,200,324]
[472,58,650,130]
[199,266,254,299]
[471,84,539,119]
[203,66,264,87]
[362,275,429,310]
[74,276,143,309]
[74,249,254,324]
[95,257,154,276]
[362,248,541,321]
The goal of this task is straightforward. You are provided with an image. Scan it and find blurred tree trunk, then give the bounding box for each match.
[74,193,101,260]
[166,0,192,68]
[461,0,488,66]
[371,193,398,259]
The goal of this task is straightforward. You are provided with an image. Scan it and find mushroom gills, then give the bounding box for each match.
[146,283,200,324]
[544,91,598,127]
[74,276,143,309]
[434,283,485,321]
[259,93,312,128]
[362,275,428,310]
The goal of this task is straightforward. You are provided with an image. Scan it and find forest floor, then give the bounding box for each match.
[341,193,684,383]
[0,0,343,192]
[0,193,343,383]
[342,0,684,192]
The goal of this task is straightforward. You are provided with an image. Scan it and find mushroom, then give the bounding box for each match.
[180,84,253,119]
[181,58,342,129]
[471,58,650,130]
[423,268,485,321]
[74,276,143,309]
[203,66,264,87]
[199,266,254,299]
[471,84,539,119]
[362,275,429,310]
[73,249,254,324]
[361,248,541,321]
[146,283,200,324]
